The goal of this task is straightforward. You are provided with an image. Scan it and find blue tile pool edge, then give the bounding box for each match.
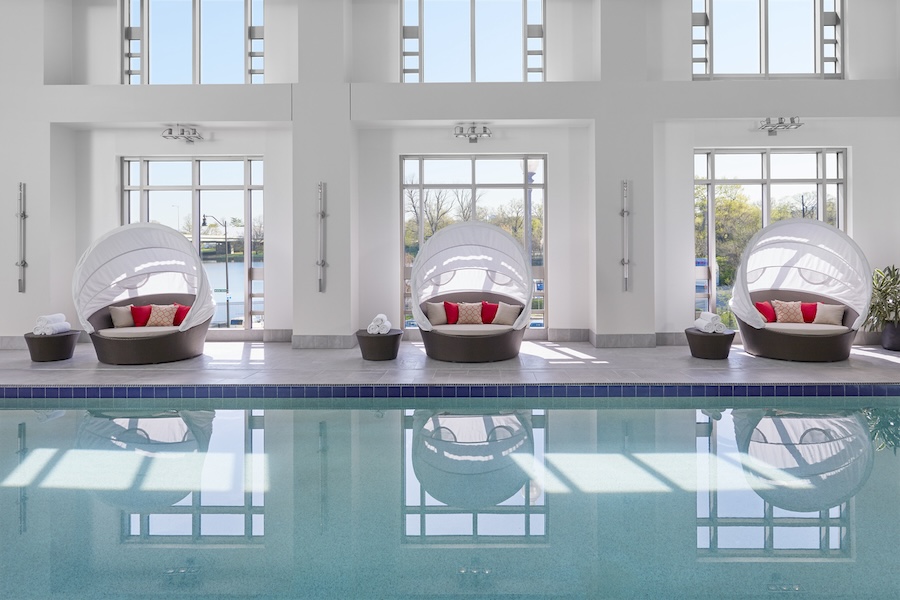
[3,382,900,409]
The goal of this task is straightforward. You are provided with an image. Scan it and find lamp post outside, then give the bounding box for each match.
[202,214,230,327]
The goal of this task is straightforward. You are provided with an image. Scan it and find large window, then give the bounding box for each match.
[123,157,265,329]
[123,0,265,84]
[694,149,845,324]
[402,155,546,329]
[692,0,843,78]
[402,0,545,82]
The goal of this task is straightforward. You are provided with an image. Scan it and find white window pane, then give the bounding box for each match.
[526,0,542,25]
[714,153,762,179]
[425,513,472,535]
[774,526,820,549]
[476,159,524,184]
[404,0,419,25]
[718,526,764,548]
[149,0,193,84]
[128,190,141,223]
[694,153,709,179]
[403,158,420,185]
[768,0,814,73]
[475,0,523,82]
[201,513,245,535]
[423,159,472,184]
[769,153,817,179]
[149,514,192,535]
[251,0,264,26]
[476,188,526,244]
[252,514,264,536]
[770,184,817,221]
[149,190,192,232]
[712,0,760,74]
[251,160,264,185]
[200,160,244,186]
[406,514,421,535]
[423,0,470,82]
[200,0,245,84]
[130,0,142,27]
[148,161,192,186]
[201,192,246,329]
[477,513,525,535]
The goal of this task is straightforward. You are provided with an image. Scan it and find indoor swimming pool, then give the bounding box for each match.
[2,396,899,599]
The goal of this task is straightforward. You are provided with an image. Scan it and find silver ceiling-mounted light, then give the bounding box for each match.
[161,124,204,143]
[454,123,492,143]
[758,116,803,136]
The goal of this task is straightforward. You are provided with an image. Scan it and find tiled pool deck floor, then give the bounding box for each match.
[2,340,900,407]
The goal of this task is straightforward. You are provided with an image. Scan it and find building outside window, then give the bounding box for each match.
[693,148,845,324]
[123,0,265,84]
[122,157,265,330]
[402,155,546,330]
[401,0,545,82]
[692,0,843,78]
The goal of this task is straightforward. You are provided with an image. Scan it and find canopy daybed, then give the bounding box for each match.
[409,222,533,362]
[411,410,535,509]
[732,409,874,512]
[729,219,872,362]
[72,223,216,365]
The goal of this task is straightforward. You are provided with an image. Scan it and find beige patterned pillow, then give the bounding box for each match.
[771,300,803,323]
[456,302,483,324]
[147,304,177,327]
[424,301,447,326]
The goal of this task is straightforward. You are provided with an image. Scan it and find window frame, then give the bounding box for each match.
[693,148,847,319]
[400,154,547,331]
[122,0,265,85]
[121,156,265,330]
[401,0,545,83]
[692,0,844,79]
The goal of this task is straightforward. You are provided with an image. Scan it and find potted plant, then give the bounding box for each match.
[864,265,900,350]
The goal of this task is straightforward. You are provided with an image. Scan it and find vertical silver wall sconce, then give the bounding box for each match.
[620,180,631,291]
[316,182,328,292]
[16,182,28,293]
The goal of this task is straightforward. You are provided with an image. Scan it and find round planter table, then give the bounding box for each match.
[24,330,81,362]
[356,329,402,361]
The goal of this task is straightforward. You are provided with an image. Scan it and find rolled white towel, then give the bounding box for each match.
[33,321,72,336]
[713,322,726,333]
[699,311,721,325]
[377,321,392,334]
[35,313,66,328]
[371,313,387,326]
[366,322,380,334]
[693,317,715,333]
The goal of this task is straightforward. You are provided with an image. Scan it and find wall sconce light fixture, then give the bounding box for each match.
[454,123,492,143]
[162,124,204,143]
[758,116,803,136]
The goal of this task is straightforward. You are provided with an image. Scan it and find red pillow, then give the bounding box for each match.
[130,304,152,327]
[801,302,817,323]
[173,303,191,326]
[755,301,776,323]
[482,301,499,324]
[443,301,459,325]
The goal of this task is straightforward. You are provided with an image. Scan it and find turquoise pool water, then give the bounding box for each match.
[2,400,898,598]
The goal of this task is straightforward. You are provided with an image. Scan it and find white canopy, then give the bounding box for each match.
[412,410,534,509]
[72,223,216,333]
[410,222,533,331]
[730,219,872,330]
[733,410,874,512]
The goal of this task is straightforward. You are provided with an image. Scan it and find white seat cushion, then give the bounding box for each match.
[763,322,849,336]
[431,324,514,337]
[96,326,181,339]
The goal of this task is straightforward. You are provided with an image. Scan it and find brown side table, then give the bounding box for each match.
[356,329,402,361]
[685,327,735,360]
[24,330,81,362]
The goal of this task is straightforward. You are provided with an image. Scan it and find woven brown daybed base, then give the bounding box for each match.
[737,290,859,362]
[87,293,211,365]
[419,292,527,363]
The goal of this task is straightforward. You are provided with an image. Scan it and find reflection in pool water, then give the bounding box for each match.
[2,402,899,598]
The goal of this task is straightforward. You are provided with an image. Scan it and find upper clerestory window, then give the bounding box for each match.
[123,0,265,85]
[402,0,545,83]
[692,0,843,79]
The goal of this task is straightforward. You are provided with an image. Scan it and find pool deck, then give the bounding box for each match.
[2,340,898,388]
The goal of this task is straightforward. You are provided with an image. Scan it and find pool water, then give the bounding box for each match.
[2,401,898,599]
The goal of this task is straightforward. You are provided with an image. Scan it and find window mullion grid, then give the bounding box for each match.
[521,0,527,82]
[760,0,768,77]
[192,160,202,253]
[707,0,714,76]
[762,151,771,225]
[244,0,251,84]
[705,152,716,316]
